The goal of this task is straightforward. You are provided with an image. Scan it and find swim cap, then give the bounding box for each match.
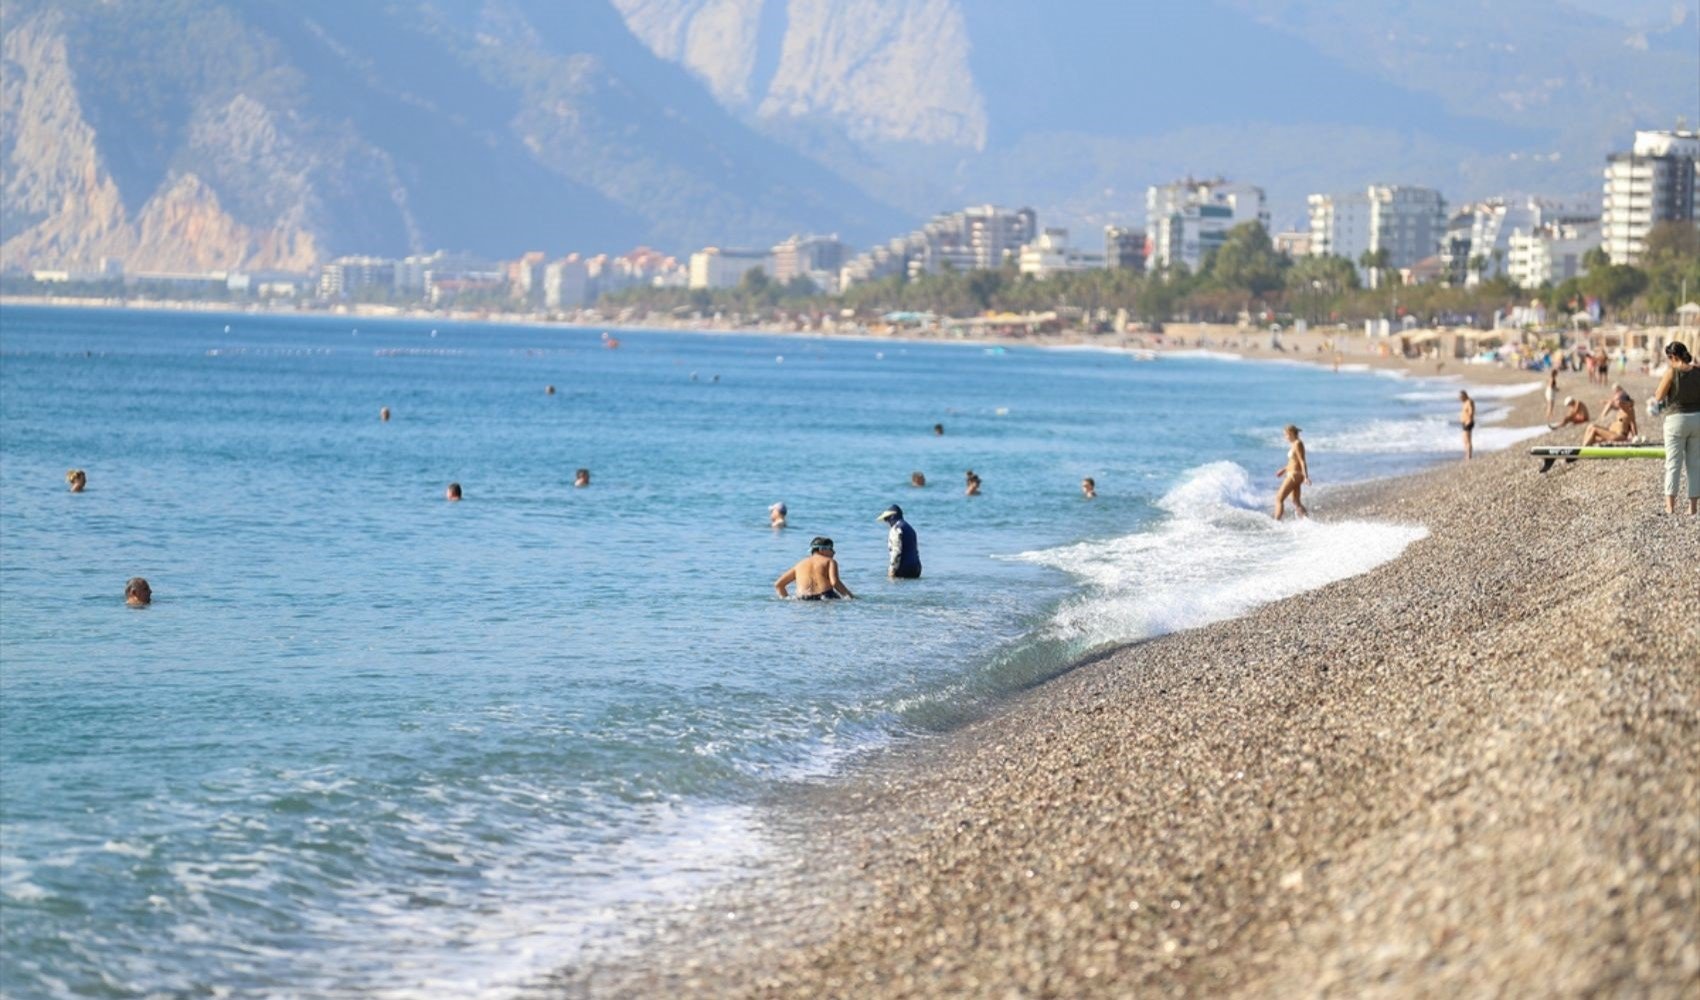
[770,502,787,515]
[809,536,834,552]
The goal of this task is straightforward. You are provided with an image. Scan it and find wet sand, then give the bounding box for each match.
[544,367,1698,998]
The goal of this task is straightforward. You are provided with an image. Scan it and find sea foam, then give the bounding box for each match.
[1016,462,1427,652]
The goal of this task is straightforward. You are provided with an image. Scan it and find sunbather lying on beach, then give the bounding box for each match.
[1550,397,1589,429]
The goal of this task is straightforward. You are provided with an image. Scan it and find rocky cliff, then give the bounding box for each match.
[1,0,904,272]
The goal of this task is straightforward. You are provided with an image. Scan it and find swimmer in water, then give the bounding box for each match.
[380,406,391,422]
[933,423,944,436]
[546,385,556,395]
[574,468,590,488]
[1273,424,1310,520]
[774,537,854,600]
[1081,477,1096,499]
[769,502,787,529]
[66,469,86,493]
[910,471,926,487]
[125,577,151,606]
[446,482,462,501]
[965,471,982,496]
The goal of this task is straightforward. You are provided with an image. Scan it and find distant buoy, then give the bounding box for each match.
[223,324,231,333]
[776,355,784,363]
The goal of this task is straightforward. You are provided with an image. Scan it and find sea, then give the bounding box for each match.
[0,306,1542,998]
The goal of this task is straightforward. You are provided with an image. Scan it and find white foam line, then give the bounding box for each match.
[1014,462,1427,652]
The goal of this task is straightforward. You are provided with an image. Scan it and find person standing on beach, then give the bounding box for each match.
[1545,368,1559,422]
[1273,425,1310,520]
[1459,391,1476,461]
[775,537,855,599]
[1651,341,1700,515]
[876,505,922,580]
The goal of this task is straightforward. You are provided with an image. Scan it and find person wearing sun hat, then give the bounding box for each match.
[876,504,922,580]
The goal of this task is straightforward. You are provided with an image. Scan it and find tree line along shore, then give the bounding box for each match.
[6,221,1698,335]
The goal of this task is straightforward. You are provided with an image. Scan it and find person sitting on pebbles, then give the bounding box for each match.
[66,469,87,493]
[1581,392,1637,446]
[1550,397,1589,430]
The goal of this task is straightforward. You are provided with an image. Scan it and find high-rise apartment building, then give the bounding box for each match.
[317,256,395,299]
[1507,221,1601,289]
[1307,185,1446,286]
[771,235,850,292]
[837,205,1036,289]
[1145,179,1267,271]
[688,247,772,290]
[1602,129,1700,264]
[1103,226,1147,271]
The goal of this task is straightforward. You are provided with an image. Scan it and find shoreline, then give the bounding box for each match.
[543,363,1697,996]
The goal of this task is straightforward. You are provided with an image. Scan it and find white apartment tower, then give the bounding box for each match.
[1307,185,1447,286]
[1602,129,1700,264]
[1146,179,1268,271]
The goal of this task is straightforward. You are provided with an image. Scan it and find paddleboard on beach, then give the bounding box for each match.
[1529,446,1665,459]
[1530,445,1665,472]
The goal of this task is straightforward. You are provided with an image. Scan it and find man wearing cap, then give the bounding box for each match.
[877,505,922,580]
[775,537,855,600]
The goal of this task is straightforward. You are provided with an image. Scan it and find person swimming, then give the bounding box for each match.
[446,482,462,501]
[546,384,557,395]
[1273,424,1310,520]
[125,577,151,606]
[769,502,787,529]
[574,468,590,488]
[66,469,86,493]
[1081,477,1096,499]
[774,537,854,600]
[380,407,391,422]
[910,471,926,487]
[965,471,982,496]
[933,423,944,436]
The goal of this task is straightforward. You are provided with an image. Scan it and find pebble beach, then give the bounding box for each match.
[549,364,1699,998]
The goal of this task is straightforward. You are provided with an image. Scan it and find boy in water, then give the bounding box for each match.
[775,537,855,600]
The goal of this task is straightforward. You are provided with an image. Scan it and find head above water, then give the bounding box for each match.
[910,471,926,487]
[574,468,590,486]
[446,482,462,501]
[809,536,834,554]
[66,469,86,492]
[125,577,151,606]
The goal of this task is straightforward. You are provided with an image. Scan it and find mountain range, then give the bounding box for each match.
[3,0,1695,273]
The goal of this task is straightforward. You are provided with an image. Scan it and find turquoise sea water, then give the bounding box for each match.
[0,307,1538,997]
